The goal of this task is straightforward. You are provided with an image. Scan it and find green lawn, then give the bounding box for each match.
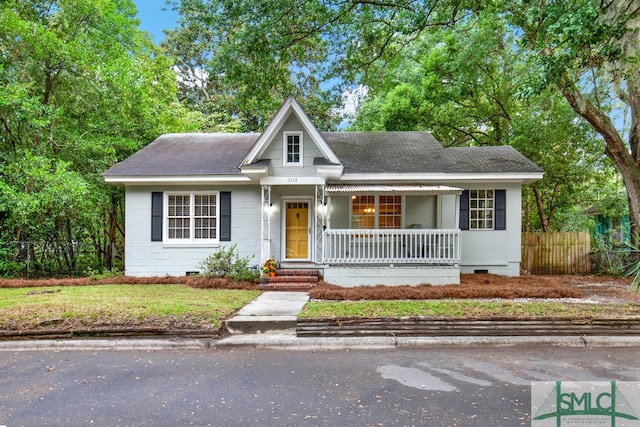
[0,285,260,331]
[299,299,639,319]
[2,285,638,333]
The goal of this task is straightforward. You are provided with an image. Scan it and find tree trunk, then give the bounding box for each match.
[105,193,124,271]
[532,185,550,232]
[557,79,640,242]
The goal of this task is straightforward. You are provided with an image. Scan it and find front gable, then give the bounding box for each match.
[240,96,343,181]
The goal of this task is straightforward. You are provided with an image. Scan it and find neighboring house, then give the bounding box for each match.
[585,205,631,245]
[103,96,543,286]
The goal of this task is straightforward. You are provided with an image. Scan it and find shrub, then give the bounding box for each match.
[624,242,640,289]
[198,244,259,283]
[591,237,633,276]
[84,267,124,281]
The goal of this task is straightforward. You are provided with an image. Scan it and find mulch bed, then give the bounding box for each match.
[0,273,636,301]
[307,274,637,301]
[0,276,259,290]
[308,279,584,300]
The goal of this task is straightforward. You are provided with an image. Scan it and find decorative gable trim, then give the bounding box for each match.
[240,96,341,166]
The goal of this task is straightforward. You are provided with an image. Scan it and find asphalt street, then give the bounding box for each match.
[2,345,640,426]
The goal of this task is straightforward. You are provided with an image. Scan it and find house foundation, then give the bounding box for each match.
[323,265,460,287]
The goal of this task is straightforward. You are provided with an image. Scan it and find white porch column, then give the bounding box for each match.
[315,184,325,264]
[261,185,271,263]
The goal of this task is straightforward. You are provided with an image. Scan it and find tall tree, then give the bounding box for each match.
[351,13,605,231]
[510,0,640,240]
[0,0,186,275]
[163,0,344,131]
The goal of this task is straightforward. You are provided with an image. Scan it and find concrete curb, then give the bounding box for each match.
[213,334,640,350]
[3,335,640,352]
[0,338,213,352]
[215,335,397,350]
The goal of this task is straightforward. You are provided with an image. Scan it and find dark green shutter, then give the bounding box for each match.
[495,190,506,230]
[151,192,163,241]
[220,191,231,241]
[459,190,469,230]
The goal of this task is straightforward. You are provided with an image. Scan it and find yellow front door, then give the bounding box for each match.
[285,202,309,259]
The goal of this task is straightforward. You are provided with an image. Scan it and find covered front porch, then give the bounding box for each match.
[323,228,460,265]
[260,182,463,286]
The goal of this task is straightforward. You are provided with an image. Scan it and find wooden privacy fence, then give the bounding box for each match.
[521,232,591,275]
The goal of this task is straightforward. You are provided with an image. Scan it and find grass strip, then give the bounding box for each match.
[299,300,640,319]
[0,285,260,330]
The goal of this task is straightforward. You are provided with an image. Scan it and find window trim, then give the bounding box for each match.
[350,194,403,229]
[164,191,220,244]
[469,189,494,230]
[283,131,303,166]
[462,189,506,231]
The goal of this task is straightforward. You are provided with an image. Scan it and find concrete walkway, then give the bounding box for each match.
[224,292,310,335]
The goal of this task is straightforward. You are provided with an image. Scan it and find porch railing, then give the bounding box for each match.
[323,229,460,265]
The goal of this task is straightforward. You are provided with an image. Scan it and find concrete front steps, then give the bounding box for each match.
[258,269,319,291]
[225,270,317,335]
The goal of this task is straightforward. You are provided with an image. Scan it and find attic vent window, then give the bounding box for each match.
[284,131,303,166]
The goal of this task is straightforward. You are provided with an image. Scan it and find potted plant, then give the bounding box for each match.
[262,258,277,277]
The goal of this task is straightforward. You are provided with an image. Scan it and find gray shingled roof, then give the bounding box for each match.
[102,133,259,176]
[103,131,542,177]
[445,146,543,174]
[321,132,542,174]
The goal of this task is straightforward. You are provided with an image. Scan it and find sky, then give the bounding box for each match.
[133,0,178,43]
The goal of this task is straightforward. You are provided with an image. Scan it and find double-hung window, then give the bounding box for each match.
[460,189,506,231]
[166,192,218,243]
[379,195,402,229]
[284,131,303,166]
[351,195,402,229]
[469,189,494,230]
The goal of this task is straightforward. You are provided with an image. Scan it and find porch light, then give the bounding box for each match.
[264,203,275,215]
[318,202,328,216]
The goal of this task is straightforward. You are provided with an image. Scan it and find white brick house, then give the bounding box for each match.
[103,97,543,286]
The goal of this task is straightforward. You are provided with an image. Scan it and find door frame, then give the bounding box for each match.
[281,197,313,261]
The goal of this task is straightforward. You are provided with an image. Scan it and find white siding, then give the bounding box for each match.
[405,195,436,229]
[458,183,522,276]
[124,185,261,277]
[328,196,350,229]
[324,266,460,286]
[437,194,458,229]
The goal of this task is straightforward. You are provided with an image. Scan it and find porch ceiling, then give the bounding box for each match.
[325,184,462,195]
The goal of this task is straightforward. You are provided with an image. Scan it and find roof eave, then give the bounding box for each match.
[240,164,270,182]
[337,172,545,184]
[103,175,252,186]
[316,164,344,179]
[326,184,463,195]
